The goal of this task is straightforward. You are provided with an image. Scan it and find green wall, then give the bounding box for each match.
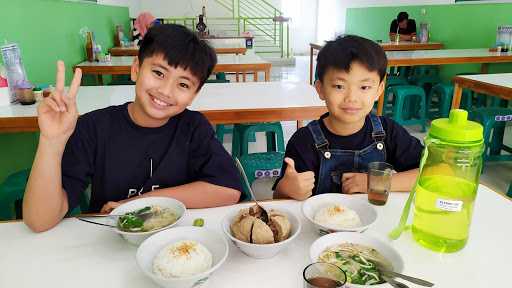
[0,0,130,184]
[346,2,512,80]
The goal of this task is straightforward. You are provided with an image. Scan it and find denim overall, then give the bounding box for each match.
[307,115,387,195]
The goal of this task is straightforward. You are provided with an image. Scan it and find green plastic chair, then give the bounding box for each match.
[388,85,427,132]
[507,183,512,198]
[0,169,89,221]
[232,122,285,158]
[381,75,410,115]
[238,152,284,201]
[469,108,512,164]
[428,83,473,119]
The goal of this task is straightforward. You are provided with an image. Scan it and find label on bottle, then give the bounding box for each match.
[436,199,463,212]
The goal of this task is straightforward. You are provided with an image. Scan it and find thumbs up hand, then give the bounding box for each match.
[278,157,315,200]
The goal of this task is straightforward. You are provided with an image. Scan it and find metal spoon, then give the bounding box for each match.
[381,270,434,287]
[234,157,269,223]
[383,275,410,288]
[77,208,155,228]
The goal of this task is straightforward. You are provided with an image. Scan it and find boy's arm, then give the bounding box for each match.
[23,61,82,232]
[341,168,419,194]
[101,181,240,213]
[23,138,69,232]
[390,168,419,192]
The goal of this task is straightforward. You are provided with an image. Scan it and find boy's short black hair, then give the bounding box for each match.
[138,24,217,90]
[397,12,409,23]
[315,35,388,83]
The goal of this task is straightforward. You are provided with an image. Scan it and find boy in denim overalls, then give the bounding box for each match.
[274,35,423,200]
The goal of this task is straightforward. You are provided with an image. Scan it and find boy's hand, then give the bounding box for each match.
[100,201,121,214]
[341,173,368,194]
[280,157,315,200]
[37,61,82,145]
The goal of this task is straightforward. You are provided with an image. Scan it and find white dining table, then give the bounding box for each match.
[0,82,327,132]
[0,185,510,288]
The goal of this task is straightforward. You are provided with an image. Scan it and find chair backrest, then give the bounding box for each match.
[0,169,90,220]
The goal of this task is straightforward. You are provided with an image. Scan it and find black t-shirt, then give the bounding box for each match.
[273,114,423,192]
[62,103,242,212]
[389,19,417,35]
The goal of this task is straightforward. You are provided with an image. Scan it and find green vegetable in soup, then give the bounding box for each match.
[117,206,178,232]
[318,243,393,286]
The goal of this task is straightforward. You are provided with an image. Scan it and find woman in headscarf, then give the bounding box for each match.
[133,12,159,46]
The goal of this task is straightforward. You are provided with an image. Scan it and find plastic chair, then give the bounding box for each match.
[238,152,284,201]
[469,108,512,164]
[0,169,89,220]
[388,85,427,132]
[232,122,285,158]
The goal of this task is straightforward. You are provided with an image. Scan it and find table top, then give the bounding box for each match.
[0,185,510,288]
[386,48,512,66]
[0,82,326,131]
[310,42,443,51]
[75,54,271,75]
[455,73,512,89]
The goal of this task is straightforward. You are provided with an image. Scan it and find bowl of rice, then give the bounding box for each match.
[302,193,377,234]
[136,226,229,288]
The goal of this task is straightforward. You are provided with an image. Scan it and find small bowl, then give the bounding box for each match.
[310,232,404,288]
[136,226,229,288]
[110,197,186,245]
[221,203,301,259]
[302,193,377,234]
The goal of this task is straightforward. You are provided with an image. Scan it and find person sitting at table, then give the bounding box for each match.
[389,12,417,41]
[133,12,160,46]
[273,35,423,200]
[23,24,242,232]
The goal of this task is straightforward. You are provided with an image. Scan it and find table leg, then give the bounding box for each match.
[97,75,104,86]
[309,46,314,85]
[242,73,247,82]
[480,63,489,74]
[253,72,258,82]
[297,120,304,129]
[265,69,270,82]
[451,83,463,109]
[376,74,387,116]
[236,73,239,82]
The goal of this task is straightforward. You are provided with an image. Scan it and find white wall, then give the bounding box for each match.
[98,0,140,17]
[282,0,318,55]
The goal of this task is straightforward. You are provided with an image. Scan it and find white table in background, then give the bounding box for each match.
[0,82,326,132]
[0,185,510,288]
[75,53,272,83]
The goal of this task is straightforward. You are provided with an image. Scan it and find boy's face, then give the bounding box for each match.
[130,54,201,127]
[315,61,384,126]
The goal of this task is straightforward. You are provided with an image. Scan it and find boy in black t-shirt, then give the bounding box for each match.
[23,24,242,232]
[389,12,417,41]
[274,35,423,200]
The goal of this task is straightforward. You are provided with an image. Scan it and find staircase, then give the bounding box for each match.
[163,0,290,58]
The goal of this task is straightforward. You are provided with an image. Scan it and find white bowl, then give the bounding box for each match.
[136,226,229,288]
[310,232,404,288]
[302,193,377,234]
[221,203,302,259]
[110,197,186,245]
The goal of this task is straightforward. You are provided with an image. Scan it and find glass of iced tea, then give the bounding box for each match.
[303,262,346,288]
[367,162,393,206]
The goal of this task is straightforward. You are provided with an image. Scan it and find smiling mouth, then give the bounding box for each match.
[150,96,172,107]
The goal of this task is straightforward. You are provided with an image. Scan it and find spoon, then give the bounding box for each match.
[381,270,434,287]
[77,208,155,228]
[383,275,410,288]
[234,157,269,223]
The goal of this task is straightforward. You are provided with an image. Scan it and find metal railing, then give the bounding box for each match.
[162,0,290,57]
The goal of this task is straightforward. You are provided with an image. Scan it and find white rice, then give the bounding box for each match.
[153,240,213,278]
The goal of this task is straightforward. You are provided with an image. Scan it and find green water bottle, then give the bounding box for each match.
[412,109,484,253]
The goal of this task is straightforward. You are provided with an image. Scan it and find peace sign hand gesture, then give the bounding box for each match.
[37,61,82,144]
